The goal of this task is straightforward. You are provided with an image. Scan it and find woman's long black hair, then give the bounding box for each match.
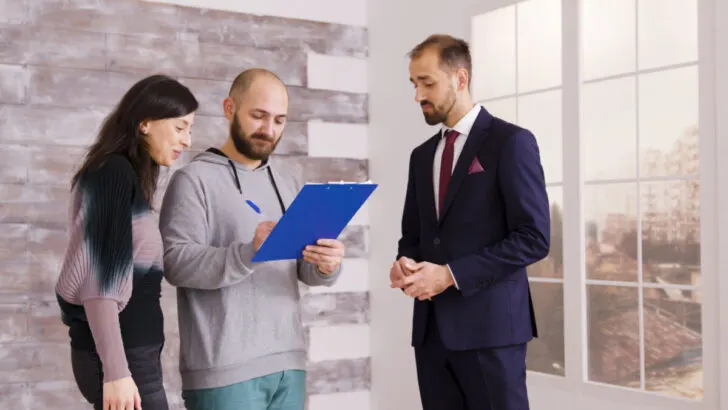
[71,74,199,204]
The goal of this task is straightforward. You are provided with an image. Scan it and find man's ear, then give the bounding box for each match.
[457,67,469,91]
[223,97,236,121]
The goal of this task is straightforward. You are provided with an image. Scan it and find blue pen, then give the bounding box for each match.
[246,199,265,217]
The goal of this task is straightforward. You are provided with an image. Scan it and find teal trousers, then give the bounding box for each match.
[182,370,306,410]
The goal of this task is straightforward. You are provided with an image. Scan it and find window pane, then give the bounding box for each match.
[581,0,636,81]
[643,288,703,399]
[638,66,699,178]
[529,186,563,278]
[482,97,517,124]
[638,0,698,70]
[581,77,637,181]
[584,183,638,281]
[641,180,700,285]
[471,6,516,100]
[527,281,564,376]
[587,285,640,387]
[516,0,561,92]
[518,90,562,183]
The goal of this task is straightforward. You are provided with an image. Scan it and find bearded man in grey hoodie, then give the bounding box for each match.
[159,68,345,410]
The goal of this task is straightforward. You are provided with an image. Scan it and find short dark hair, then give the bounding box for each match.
[229,68,286,102]
[72,74,198,204]
[408,34,472,85]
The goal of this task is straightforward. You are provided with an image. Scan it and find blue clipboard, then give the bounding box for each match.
[251,182,377,262]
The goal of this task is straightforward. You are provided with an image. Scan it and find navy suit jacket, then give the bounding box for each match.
[397,107,550,351]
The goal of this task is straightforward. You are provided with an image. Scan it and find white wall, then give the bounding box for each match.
[366,1,477,409]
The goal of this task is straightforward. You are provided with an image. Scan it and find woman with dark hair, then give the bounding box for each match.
[55,74,198,410]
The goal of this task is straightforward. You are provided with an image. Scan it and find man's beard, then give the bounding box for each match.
[230,114,280,161]
[422,87,457,126]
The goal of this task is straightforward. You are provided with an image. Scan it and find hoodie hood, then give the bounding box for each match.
[181,146,304,220]
[191,148,272,170]
[191,148,273,196]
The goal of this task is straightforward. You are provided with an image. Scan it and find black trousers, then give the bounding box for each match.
[71,343,169,410]
[414,309,530,410]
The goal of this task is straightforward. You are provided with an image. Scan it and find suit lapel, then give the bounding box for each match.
[439,107,492,224]
[418,133,440,227]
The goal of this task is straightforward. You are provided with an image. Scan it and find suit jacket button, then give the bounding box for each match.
[433,238,440,245]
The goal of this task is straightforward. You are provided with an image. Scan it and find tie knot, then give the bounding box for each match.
[444,129,459,145]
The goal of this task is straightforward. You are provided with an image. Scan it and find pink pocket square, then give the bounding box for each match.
[468,157,485,174]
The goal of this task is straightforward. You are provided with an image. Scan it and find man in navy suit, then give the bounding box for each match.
[391,34,550,410]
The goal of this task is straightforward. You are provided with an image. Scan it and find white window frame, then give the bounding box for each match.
[467,0,723,408]
[715,0,728,406]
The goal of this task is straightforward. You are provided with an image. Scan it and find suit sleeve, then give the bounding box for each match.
[448,129,550,298]
[397,149,421,261]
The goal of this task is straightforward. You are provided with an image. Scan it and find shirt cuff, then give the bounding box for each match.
[447,264,459,289]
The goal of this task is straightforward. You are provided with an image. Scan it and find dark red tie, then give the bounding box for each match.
[439,129,459,215]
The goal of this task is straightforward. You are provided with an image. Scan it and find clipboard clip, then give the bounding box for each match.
[325,179,374,190]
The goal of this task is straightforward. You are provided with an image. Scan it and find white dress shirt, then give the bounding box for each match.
[433,104,482,216]
[432,104,482,290]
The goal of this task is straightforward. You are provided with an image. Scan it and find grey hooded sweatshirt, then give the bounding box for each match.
[159,149,341,391]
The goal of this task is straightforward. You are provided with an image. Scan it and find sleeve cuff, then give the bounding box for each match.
[318,262,341,278]
[447,264,459,290]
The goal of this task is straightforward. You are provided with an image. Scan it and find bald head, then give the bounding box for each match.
[228,68,287,103]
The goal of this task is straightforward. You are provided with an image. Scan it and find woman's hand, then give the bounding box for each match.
[103,376,141,410]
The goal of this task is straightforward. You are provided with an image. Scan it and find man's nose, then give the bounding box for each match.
[261,121,275,137]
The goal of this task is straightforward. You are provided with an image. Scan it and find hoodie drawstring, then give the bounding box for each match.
[205,147,287,214]
[228,159,243,194]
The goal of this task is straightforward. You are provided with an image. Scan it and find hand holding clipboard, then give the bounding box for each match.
[251,181,377,262]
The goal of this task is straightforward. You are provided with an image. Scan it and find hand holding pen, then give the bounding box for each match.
[246,199,346,273]
[246,199,276,251]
